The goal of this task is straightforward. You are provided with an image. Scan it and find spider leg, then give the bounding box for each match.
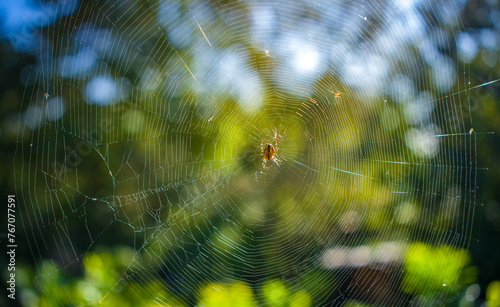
[262,159,268,169]
[273,157,281,166]
[261,141,264,153]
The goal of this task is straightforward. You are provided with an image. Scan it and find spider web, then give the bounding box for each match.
[11,0,491,305]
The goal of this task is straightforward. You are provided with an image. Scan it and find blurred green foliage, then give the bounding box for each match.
[14,242,481,306]
[17,248,317,306]
[487,281,500,307]
[402,243,475,295]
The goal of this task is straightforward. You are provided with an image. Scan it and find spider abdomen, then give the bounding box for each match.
[264,144,275,160]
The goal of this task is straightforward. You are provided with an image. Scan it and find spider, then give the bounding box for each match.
[261,130,282,169]
[328,90,343,99]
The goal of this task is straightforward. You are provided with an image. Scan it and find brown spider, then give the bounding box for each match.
[328,90,343,99]
[261,130,282,169]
